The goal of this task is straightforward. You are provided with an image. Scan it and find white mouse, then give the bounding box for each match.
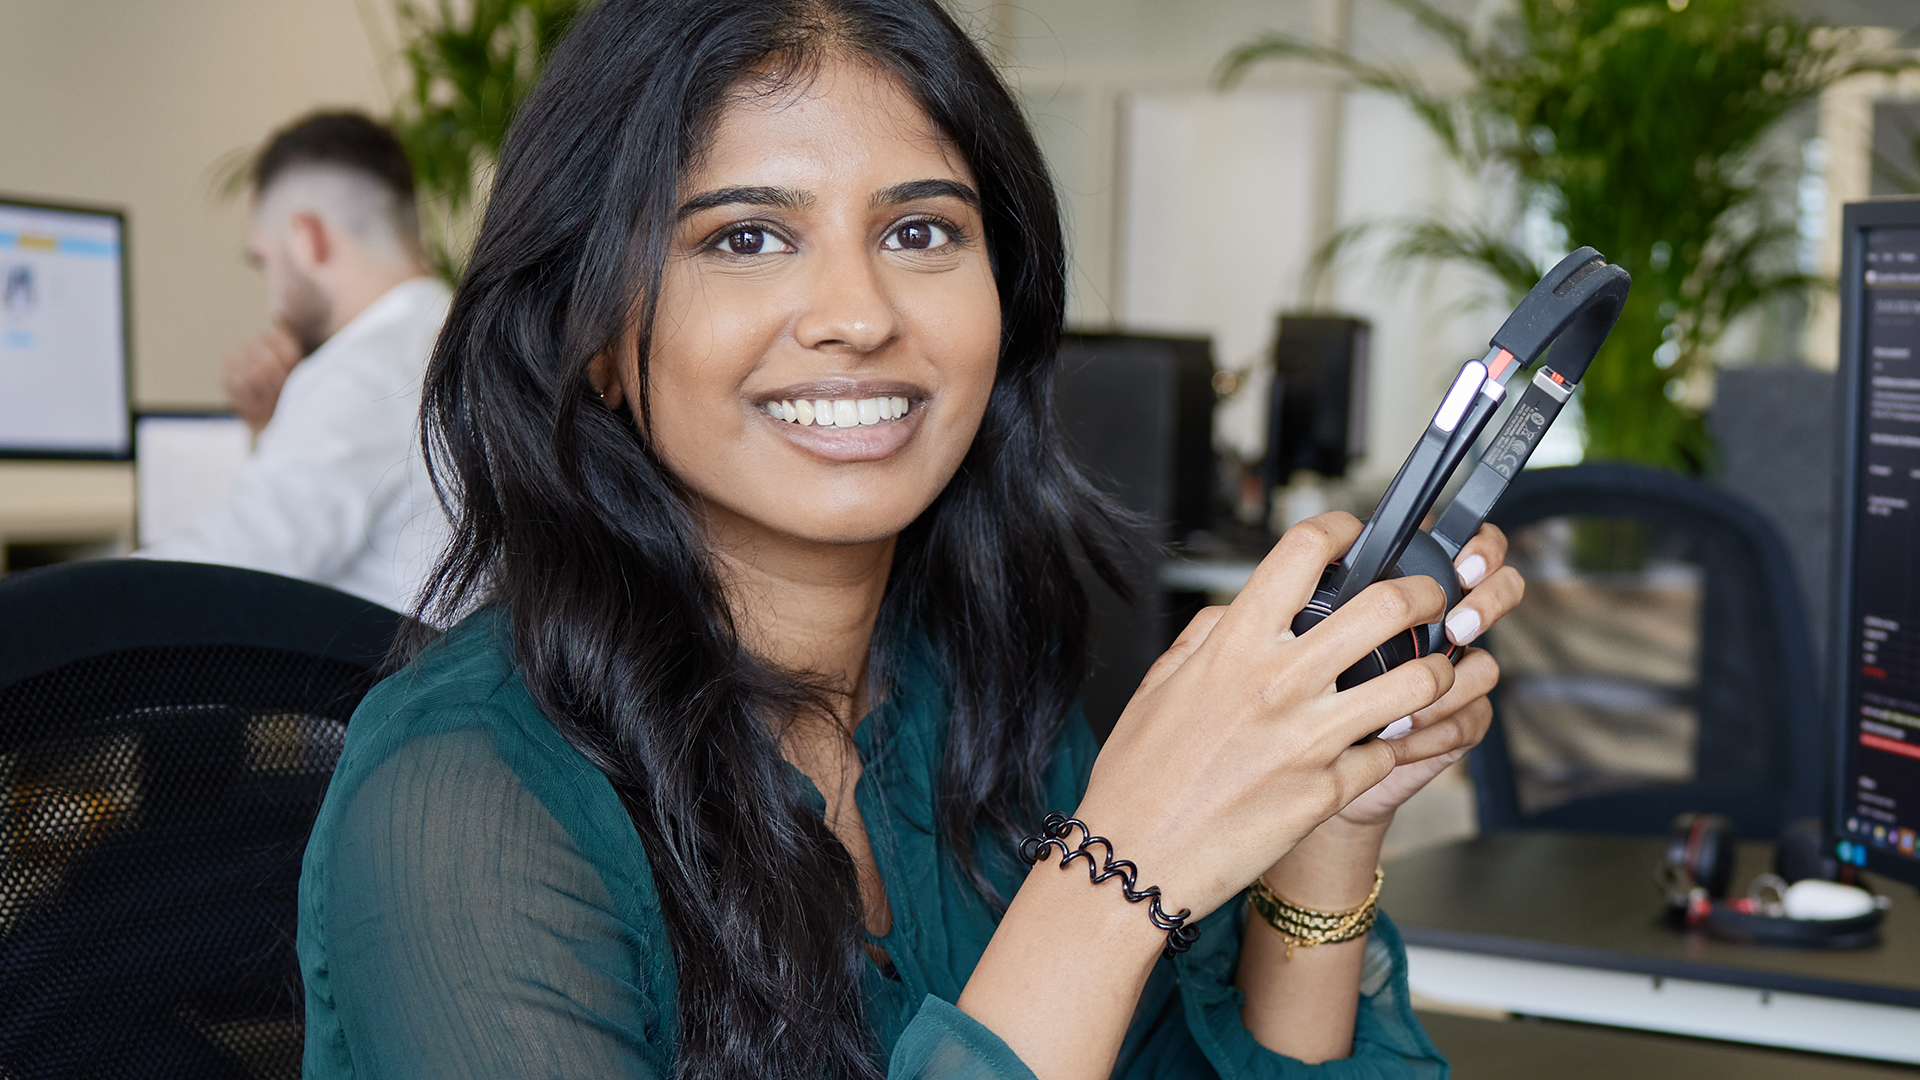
[1782,879,1878,921]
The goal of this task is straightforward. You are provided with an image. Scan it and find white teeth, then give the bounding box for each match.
[765,395,912,428]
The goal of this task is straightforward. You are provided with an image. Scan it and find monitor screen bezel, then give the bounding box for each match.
[1830,196,1920,889]
[0,192,134,461]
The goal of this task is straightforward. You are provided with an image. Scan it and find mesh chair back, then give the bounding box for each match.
[1470,464,1822,839]
[0,560,408,1080]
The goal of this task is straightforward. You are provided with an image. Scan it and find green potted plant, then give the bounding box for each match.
[1222,0,1908,471]
[389,0,591,278]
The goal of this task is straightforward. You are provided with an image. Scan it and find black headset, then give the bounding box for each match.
[1659,814,1886,949]
[1288,247,1632,730]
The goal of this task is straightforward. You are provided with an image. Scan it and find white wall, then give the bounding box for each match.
[0,0,395,409]
[982,0,1501,487]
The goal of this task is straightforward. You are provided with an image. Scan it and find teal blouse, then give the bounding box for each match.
[298,610,1447,1078]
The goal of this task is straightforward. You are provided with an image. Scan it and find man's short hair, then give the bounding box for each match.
[252,111,421,256]
[253,111,417,207]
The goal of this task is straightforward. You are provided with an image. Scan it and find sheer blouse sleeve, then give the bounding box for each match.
[300,725,674,1079]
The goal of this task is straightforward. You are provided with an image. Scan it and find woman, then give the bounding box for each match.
[297,1,1525,1077]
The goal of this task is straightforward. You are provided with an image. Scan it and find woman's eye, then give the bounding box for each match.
[718,227,791,256]
[884,221,953,251]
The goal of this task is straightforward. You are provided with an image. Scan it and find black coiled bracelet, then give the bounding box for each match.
[1018,812,1201,958]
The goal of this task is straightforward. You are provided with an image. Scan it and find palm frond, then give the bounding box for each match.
[1383,219,1543,299]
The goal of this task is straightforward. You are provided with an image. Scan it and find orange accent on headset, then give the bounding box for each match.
[1551,372,1566,385]
[1486,349,1517,380]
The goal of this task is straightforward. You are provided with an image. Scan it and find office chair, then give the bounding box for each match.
[1469,463,1822,840]
[0,560,409,1080]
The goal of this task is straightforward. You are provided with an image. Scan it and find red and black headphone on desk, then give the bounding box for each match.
[1288,246,1632,736]
[1659,813,1889,949]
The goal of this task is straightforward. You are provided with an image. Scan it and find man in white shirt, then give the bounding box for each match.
[139,112,451,612]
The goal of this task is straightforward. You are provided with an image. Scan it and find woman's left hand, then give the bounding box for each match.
[1326,522,1525,829]
[1235,524,1526,1061]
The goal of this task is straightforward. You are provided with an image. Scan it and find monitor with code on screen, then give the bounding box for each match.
[0,196,131,459]
[1832,197,1920,889]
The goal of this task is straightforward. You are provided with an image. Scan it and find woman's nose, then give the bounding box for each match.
[793,242,897,355]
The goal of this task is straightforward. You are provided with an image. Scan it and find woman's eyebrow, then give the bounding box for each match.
[872,179,980,208]
[676,185,813,220]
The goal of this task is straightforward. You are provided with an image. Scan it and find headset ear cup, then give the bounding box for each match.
[1776,817,1838,883]
[1698,814,1737,898]
[1668,812,1737,898]
[1292,534,1466,693]
[1394,531,1462,658]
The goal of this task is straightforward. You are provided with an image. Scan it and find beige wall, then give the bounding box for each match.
[0,0,396,409]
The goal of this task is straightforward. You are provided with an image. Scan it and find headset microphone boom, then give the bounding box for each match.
[1288,246,1631,739]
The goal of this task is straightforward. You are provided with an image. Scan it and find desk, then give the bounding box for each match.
[1384,833,1920,1063]
[0,461,135,566]
[1417,1011,1920,1078]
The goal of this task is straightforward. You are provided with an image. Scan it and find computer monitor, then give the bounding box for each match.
[1264,314,1369,486]
[0,196,132,459]
[1830,197,1920,889]
[133,412,252,548]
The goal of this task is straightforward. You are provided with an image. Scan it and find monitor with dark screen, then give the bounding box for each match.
[1265,314,1368,486]
[0,196,131,458]
[1832,198,1920,888]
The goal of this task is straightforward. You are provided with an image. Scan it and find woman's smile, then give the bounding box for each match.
[754,379,924,462]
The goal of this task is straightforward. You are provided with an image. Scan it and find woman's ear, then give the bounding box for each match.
[587,352,627,410]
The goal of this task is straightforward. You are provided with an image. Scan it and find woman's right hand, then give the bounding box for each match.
[1073,511,1456,922]
[957,512,1457,1079]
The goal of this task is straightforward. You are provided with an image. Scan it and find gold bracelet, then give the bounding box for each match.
[1247,866,1383,960]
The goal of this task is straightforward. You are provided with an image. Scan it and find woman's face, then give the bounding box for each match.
[612,56,1001,553]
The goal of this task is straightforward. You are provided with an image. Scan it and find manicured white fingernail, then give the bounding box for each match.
[1380,716,1414,740]
[1456,553,1487,588]
[1445,606,1481,646]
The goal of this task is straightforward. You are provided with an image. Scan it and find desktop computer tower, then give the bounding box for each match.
[1054,332,1216,739]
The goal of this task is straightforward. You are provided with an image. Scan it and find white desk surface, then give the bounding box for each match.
[0,460,135,545]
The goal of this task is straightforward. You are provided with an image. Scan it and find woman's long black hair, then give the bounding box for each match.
[413,1,1129,1076]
